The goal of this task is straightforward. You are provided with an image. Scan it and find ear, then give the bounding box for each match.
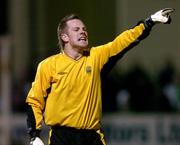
[60,33,69,42]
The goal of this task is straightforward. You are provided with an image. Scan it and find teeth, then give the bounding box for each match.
[79,38,86,41]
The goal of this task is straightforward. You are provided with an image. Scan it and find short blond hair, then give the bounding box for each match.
[57,14,81,50]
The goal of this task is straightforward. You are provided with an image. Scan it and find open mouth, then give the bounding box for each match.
[78,36,87,42]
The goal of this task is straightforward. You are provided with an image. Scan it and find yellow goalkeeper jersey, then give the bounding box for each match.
[26,23,145,130]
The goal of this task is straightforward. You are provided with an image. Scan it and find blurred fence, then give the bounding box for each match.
[0,113,180,145]
[103,113,180,145]
[0,114,49,145]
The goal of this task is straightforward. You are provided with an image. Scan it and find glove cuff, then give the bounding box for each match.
[144,17,155,29]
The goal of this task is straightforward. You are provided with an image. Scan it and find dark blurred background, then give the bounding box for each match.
[0,0,180,145]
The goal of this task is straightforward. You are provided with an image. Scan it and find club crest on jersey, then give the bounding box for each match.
[86,66,92,73]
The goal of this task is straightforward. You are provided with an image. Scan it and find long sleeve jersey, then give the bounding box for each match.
[26,22,150,137]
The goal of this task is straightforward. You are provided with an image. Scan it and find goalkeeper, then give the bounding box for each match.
[26,8,174,145]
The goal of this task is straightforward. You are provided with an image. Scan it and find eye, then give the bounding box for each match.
[83,27,87,32]
[73,27,79,31]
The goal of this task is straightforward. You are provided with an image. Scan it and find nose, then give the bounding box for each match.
[80,29,87,36]
[81,31,86,35]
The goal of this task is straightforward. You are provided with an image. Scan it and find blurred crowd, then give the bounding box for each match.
[8,62,180,114]
[102,63,180,113]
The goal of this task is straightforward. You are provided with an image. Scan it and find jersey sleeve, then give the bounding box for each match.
[26,60,52,137]
[92,23,148,70]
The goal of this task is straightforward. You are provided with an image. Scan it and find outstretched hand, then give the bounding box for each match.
[151,8,175,24]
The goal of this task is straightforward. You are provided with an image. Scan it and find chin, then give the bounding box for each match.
[80,43,88,48]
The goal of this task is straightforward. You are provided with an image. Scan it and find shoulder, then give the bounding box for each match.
[41,53,62,63]
[38,53,62,69]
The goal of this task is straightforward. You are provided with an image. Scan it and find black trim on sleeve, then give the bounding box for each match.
[26,105,41,138]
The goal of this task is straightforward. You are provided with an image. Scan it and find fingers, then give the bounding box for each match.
[161,8,175,16]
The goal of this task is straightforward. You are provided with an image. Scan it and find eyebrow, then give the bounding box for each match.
[71,26,87,30]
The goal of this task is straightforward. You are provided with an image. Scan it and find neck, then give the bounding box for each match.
[63,46,84,60]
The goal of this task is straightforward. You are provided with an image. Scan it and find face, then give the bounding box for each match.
[61,19,88,51]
